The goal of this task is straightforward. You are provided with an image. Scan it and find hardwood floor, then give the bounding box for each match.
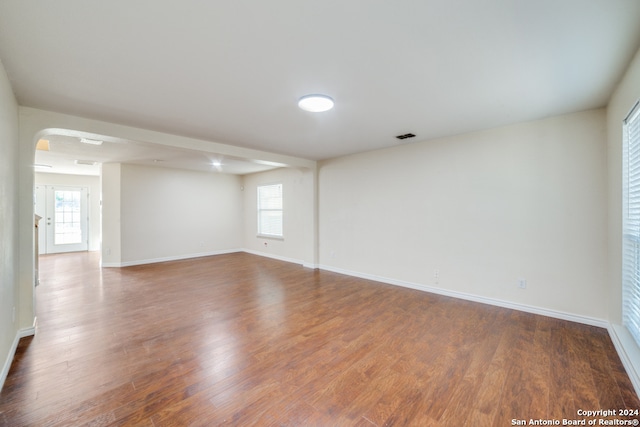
[0,252,638,426]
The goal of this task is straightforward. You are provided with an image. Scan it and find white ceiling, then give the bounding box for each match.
[2,0,640,174]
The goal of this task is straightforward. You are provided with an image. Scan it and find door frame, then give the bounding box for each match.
[35,185,89,254]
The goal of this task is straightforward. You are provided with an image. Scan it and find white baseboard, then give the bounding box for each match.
[608,324,640,397]
[0,333,20,392]
[109,249,607,331]
[242,249,307,267]
[102,249,243,268]
[0,320,36,392]
[242,249,318,269]
[101,248,317,270]
[318,264,608,328]
[20,326,36,338]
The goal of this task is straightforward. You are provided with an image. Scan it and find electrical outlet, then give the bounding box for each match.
[518,279,527,289]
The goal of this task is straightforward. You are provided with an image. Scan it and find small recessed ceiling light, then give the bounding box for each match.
[212,161,222,167]
[298,94,334,112]
[80,138,103,145]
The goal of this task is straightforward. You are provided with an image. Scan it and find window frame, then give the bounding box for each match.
[622,99,640,348]
[257,183,284,239]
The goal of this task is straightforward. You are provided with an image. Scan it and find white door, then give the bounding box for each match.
[37,186,89,254]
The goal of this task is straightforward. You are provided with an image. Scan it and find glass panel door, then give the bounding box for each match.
[45,186,88,253]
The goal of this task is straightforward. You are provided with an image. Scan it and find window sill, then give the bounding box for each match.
[257,234,284,241]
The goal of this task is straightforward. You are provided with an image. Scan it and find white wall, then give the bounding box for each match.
[116,164,243,265]
[242,167,317,267]
[319,109,607,321]
[35,172,101,252]
[101,163,122,266]
[0,58,22,389]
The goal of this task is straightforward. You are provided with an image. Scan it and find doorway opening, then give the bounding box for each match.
[34,185,89,254]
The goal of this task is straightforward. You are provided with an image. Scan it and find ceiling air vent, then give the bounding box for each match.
[396,133,416,140]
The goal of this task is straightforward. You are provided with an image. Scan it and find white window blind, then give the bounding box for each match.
[257,184,283,237]
[623,100,640,347]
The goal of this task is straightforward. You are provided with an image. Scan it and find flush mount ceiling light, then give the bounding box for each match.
[298,94,334,112]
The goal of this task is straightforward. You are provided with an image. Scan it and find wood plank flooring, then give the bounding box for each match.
[0,251,638,426]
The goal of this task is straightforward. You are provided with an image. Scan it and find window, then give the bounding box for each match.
[257,183,283,238]
[623,100,640,347]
